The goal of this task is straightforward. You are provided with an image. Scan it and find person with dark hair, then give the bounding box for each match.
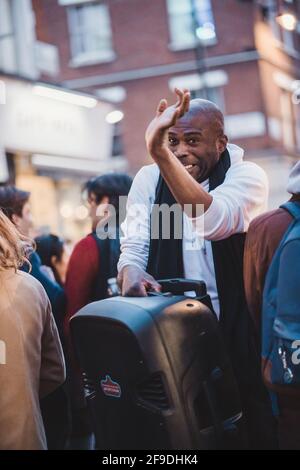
[34,233,71,450]
[64,172,132,447]
[84,173,132,218]
[0,186,32,235]
[35,234,70,287]
[65,173,132,319]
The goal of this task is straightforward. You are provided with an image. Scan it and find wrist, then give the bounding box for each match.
[121,264,143,276]
[146,127,167,156]
[148,143,171,162]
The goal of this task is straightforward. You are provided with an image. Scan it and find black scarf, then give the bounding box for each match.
[146,149,260,387]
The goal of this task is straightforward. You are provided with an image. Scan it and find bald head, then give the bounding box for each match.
[178,98,224,135]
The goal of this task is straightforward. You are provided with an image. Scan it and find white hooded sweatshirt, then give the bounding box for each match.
[118,144,269,316]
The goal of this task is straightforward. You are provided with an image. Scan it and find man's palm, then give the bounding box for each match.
[145,89,190,154]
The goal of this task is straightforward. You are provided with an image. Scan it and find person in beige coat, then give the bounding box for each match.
[0,210,66,450]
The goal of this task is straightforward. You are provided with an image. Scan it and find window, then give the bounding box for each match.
[280,90,295,150]
[169,71,227,112]
[282,28,296,52]
[111,122,124,158]
[96,86,127,103]
[268,14,281,41]
[0,0,38,78]
[0,0,17,73]
[263,0,299,55]
[166,0,217,50]
[190,87,225,112]
[67,2,115,66]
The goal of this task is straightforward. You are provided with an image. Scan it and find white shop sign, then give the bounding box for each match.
[0,78,113,161]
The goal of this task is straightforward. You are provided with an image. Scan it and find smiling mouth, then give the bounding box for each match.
[183,164,196,170]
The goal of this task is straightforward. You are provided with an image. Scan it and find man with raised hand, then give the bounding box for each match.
[117,89,276,448]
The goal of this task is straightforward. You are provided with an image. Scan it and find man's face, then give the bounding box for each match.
[13,201,34,236]
[168,112,228,182]
[88,192,110,231]
[88,192,98,227]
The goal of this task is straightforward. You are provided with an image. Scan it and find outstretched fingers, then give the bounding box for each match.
[174,88,190,117]
[183,88,190,112]
[182,90,190,115]
[156,98,168,116]
[174,87,184,107]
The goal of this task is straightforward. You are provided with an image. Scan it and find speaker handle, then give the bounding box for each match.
[156,278,207,298]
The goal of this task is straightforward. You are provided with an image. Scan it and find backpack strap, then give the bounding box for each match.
[262,203,300,360]
[280,201,300,220]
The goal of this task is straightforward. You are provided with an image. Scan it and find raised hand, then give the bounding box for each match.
[145,88,190,159]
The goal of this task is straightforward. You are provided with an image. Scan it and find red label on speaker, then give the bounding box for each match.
[100,375,122,398]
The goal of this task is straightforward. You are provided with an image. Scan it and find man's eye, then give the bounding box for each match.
[187,138,197,144]
[168,138,178,145]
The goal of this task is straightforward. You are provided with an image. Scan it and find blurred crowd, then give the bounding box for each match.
[1,91,300,451]
[0,173,132,450]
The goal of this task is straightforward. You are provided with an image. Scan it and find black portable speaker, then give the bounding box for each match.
[70,279,245,450]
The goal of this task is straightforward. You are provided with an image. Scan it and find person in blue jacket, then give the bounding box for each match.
[27,248,66,337]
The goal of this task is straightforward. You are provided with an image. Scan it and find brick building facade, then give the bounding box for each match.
[1,0,300,231]
[30,0,300,184]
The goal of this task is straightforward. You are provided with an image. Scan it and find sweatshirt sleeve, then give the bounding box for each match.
[118,165,159,273]
[191,161,269,241]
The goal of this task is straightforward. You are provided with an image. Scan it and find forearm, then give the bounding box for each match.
[118,226,149,273]
[150,146,213,215]
[118,168,154,274]
[118,220,150,273]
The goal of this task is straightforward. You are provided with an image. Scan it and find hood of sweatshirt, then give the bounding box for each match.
[287,160,300,195]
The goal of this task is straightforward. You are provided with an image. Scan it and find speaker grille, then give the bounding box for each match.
[136,373,170,410]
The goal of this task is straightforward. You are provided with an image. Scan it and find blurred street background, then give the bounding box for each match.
[0,0,300,242]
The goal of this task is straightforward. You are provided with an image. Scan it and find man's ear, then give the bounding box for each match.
[217,134,228,155]
[97,195,110,214]
[101,196,110,205]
